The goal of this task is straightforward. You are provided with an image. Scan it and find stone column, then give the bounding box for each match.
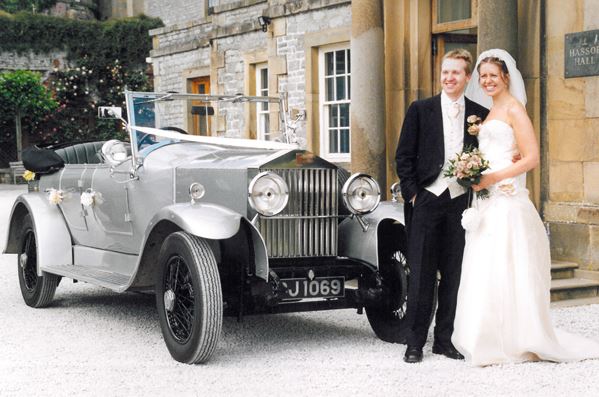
[477,0,518,58]
[350,0,386,190]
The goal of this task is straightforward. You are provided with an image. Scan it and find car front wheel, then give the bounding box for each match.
[18,214,60,308]
[365,245,410,344]
[156,232,223,364]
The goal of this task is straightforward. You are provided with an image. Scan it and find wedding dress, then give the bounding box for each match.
[452,119,599,366]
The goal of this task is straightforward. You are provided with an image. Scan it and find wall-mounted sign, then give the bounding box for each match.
[565,30,599,78]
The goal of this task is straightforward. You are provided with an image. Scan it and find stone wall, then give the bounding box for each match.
[543,0,599,270]
[145,0,207,26]
[150,0,351,141]
[48,0,96,20]
[0,50,70,76]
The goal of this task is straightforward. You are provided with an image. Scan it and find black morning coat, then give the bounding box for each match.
[395,94,490,203]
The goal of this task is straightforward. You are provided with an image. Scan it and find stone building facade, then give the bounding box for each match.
[149,0,352,166]
[147,0,599,272]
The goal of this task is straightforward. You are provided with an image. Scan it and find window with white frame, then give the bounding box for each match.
[255,63,270,140]
[319,43,351,162]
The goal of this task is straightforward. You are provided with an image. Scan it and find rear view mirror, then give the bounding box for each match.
[98,106,123,119]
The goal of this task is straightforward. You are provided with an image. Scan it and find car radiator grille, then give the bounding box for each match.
[259,168,338,258]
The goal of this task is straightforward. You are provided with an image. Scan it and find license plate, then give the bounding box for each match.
[280,277,345,300]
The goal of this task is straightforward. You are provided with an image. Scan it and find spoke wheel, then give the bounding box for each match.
[156,232,223,364]
[21,231,38,292]
[17,214,60,308]
[365,246,410,344]
[164,255,195,344]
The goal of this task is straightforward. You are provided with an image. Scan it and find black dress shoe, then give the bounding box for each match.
[432,343,465,360]
[403,346,423,363]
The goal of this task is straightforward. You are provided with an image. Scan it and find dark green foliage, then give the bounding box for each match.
[0,12,163,146]
[0,70,57,115]
[0,70,57,159]
[0,13,162,67]
[0,0,57,14]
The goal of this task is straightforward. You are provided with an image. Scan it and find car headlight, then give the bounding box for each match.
[248,171,289,216]
[342,173,381,215]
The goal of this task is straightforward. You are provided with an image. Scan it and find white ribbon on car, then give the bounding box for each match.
[129,125,297,150]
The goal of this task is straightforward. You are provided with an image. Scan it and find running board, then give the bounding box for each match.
[43,264,132,292]
[42,245,138,292]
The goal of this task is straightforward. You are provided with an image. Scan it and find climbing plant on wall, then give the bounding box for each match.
[0,0,57,14]
[0,12,162,147]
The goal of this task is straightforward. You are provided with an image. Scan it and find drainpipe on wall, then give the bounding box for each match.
[539,0,548,216]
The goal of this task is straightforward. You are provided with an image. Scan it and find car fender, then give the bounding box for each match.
[148,205,269,279]
[240,217,269,281]
[148,202,242,241]
[338,201,406,269]
[4,193,73,276]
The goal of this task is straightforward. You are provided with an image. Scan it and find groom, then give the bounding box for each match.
[395,49,489,363]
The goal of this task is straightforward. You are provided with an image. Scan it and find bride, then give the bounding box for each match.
[451,49,599,366]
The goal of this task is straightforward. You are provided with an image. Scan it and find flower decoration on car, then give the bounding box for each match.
[467,115,483,136]
[47,188,64,205]
[80,189,97,207]
[22,170,36,181]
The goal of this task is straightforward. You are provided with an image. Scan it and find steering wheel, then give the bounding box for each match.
[138,126,188,148]
[138,133,156,148]
[161,126,188,135]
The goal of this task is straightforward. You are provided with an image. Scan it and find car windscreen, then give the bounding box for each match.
[124,91,295,160]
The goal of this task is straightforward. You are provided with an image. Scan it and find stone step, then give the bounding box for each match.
[551,296,599,308]
[551,261,579,280]
[550,278,599,302]
[574,269,599,282]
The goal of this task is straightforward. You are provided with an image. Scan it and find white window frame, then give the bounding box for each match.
[318,42,351,163]
[255,63,270,140]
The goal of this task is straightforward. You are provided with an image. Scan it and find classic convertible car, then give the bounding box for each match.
[4,91,409,364]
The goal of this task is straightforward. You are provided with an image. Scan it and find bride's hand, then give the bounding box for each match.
[472,174,496,191]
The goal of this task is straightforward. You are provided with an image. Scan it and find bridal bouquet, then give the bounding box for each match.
[443,146,490,199]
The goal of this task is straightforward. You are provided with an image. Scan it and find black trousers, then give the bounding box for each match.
[404,188,469,349]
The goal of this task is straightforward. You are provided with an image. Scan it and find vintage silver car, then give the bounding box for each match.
[4,91,409,364]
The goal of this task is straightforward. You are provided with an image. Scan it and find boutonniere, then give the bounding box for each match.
[467,115,483,136]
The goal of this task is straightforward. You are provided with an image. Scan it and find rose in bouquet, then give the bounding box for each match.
[443,145,490,199]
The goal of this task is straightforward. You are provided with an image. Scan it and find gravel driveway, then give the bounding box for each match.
[1,185,599,396]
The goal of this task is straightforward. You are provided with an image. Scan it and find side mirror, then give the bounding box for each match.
[98,106,123,119]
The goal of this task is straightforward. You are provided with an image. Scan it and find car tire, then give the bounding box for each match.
[156,232,223,364]
[365,244,410,343]
[365,241,439,344]
[18,214,60,308]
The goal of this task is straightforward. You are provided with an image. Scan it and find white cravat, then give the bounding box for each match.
[425,93,467,198]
